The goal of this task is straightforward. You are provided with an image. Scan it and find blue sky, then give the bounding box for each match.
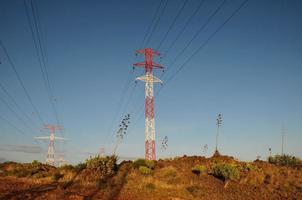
[0,0,301,163]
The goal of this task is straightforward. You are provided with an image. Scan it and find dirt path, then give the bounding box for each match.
[89,162,131,200]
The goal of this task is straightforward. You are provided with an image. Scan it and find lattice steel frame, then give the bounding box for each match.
[134,48,163,160]
[34,124,65,166]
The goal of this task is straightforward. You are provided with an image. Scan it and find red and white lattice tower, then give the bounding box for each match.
[34,124,65,166]
[134,48,163,160]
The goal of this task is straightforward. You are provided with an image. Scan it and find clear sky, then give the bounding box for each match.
[0,0,301,164]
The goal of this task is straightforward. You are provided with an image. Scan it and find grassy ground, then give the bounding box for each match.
[0,155,301,200]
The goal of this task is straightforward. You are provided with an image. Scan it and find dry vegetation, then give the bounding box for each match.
[0,154,301,200]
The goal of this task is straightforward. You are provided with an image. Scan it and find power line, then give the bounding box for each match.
[0,90,36,132]
[128,0,249,137]
[164,0,249,88]
[145,0,169,47]
[105,69,134,142]
[105,0,169,145]
[162,0,227,80]
[156,0,189,50]
[25,0,51,95]
[121,82,137,115]
[32,0,52,91]
[0,40,45,125]
[0,115,27,136]
[139,0,165,49]
[28,0,62,127]
[0,114,42,146]
[0,82,39,130]
[162,0,206,57]
[24,0,65,143]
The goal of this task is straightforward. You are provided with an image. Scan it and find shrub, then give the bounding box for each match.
[268,155,300,166]
[192,165,206,175]
[132,159,147,168]
[212,163,240,181]
[145,160,155,169]
[59,164,74,171]
[31,160,41,166]
[133,159,155,170]
[85,155,117,176]
[139,166,152,175]
[74,163,86,173]
[239,163,259,172]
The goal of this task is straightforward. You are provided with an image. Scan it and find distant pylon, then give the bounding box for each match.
[34,124,66,166]
[58,154,67,166]
[134,48,163,160]
[99,147,105,157]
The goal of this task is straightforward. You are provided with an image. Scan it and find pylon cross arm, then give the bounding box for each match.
[34,136,50,140]
[136,74,163,83]
[133,62,163,69]
[54,136,68,140]
[135,49,161,56]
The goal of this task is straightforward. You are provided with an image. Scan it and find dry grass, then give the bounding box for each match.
[1,155,302,200]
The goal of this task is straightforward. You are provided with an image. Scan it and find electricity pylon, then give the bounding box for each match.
[134,48,163,160]
[34,124,66,166]
[58,154,67,166]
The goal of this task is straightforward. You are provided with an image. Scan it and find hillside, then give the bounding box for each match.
[0,155,301,200]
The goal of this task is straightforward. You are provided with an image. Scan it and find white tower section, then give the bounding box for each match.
[136,74,162,155]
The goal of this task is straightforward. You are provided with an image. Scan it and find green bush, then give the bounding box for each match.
[132,159,147,168]
[212,163,240,181]
[132,159,155,170]
[192,165,206,175]
[268,155,300,166]
[139,166,152,175]
[74,163,86,173]
[85,155,117,176]
[238,163,259,172]
[31,160,41,166]
[145,160,155,169]
[59,164,74,171]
